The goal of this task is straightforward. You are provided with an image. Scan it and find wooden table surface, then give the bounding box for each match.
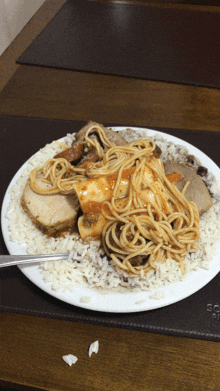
[0,1,220,390]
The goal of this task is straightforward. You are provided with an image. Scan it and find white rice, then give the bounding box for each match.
[149,290,166,300]
[5,128,220,294]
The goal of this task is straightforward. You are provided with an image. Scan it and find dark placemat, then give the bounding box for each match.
[17,0,220,89]
[0,115,220,342]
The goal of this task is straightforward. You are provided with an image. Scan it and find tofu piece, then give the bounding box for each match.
[78,214,107,240]
[72,166,155,209]
[21,175,79,235]
[73,161,171,239]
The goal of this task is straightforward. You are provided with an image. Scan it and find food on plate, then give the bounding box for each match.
[164,162,212,215]
[6,123,220,293]
[54,121,127,165]
[21,173,79,236]
[22,121,205,277]
[73,121,127,147]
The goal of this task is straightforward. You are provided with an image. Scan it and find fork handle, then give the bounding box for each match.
[0,254,69,268]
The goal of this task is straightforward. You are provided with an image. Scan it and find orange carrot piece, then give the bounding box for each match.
[166,172,182,183]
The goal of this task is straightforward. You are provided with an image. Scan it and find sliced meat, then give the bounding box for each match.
[54,143,84,164]
[73,121,97,144]
[54,144,99,168]
[164,162,212,214]
[54,122,127,164]
[103,127,127,146]
[72,121,127,147]
[21,174,79,236]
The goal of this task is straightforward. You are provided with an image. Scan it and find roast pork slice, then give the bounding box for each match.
[21,174,79,236]
[164,162,212,214]
[73,121,127,147]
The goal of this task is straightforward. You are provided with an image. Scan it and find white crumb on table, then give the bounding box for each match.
[62,354,78,366]
[88,340,99,357]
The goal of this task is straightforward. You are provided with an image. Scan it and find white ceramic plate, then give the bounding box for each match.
[1,127,220,313]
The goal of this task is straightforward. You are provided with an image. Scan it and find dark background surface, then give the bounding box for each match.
[17,0,220,88]
[0,115,220,342]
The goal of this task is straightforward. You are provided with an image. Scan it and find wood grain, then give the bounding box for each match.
[1,65,220,131]
[1,313,220,391]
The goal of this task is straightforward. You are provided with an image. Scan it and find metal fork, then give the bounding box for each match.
[0,253,69,268]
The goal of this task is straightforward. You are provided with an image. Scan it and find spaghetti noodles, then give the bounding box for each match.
[29,126,200,277]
